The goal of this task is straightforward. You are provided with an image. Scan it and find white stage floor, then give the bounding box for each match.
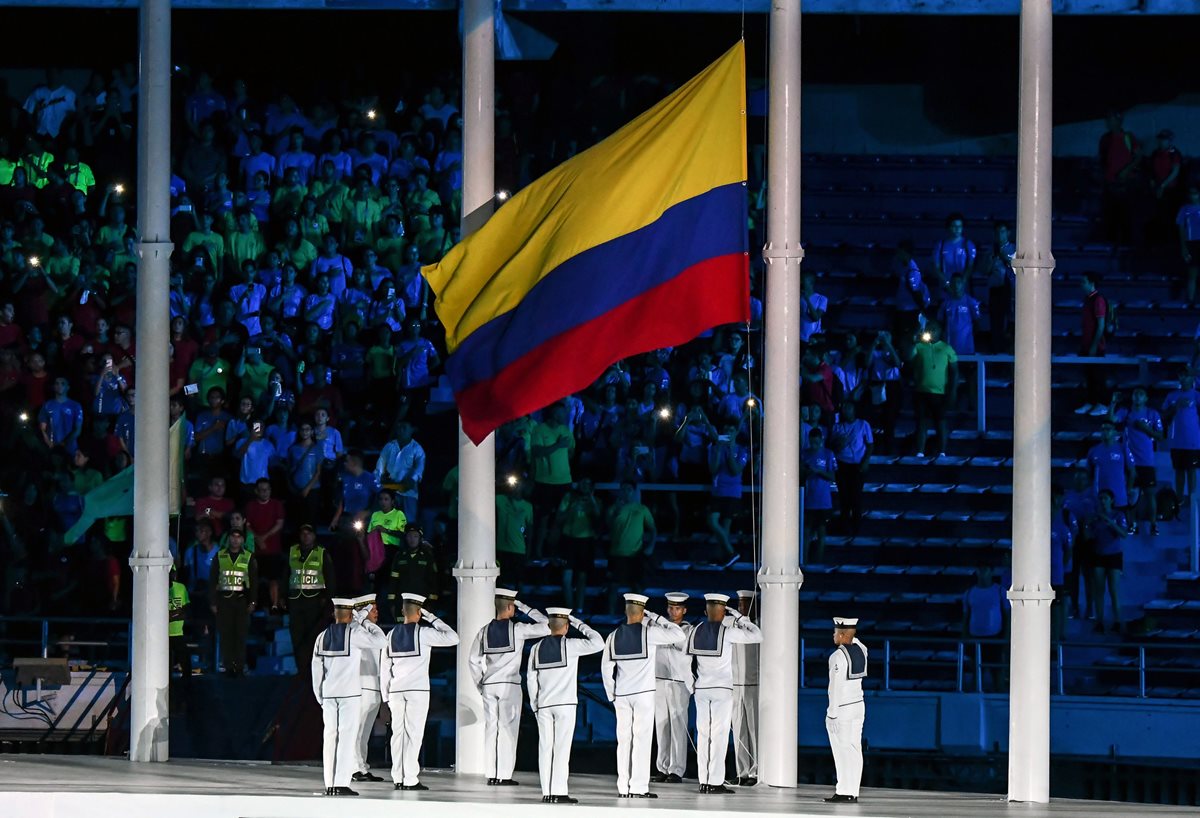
[1,755,1195,818]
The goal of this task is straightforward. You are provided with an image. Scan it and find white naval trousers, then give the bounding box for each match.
[355,688,382,773]
[732,682,758,778]
[694,687,733,786]
[482,682,523,781]
[613,690,655,795]
[535,705,576,797]
[387,690,430,786]
[321,696,362,788]
[826,701,865,797]
[654,679,690,777]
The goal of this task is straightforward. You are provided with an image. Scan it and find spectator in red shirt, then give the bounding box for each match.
[801,347,837,424]
[19,351,50,410]
[194,475,236,536]
[1149,128,1184,246]
[1075,271,1110,417]
[1098,111,1141,249]
[0,302,24,348]
[244,477,286,612]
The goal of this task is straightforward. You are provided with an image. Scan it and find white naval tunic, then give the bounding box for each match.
[826,638,868,798]
[526,617,605,797]
[601,613,685,795]
[354,610,386,775]
[311,621,388,789]
[380,612,460,786]
[688,611,762,787]
[732,636,760,779]
[468,603,551,780]
[653,619,694,778]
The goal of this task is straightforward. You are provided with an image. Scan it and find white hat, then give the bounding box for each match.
[704,593,730,604]
[665,592,689,604]
[400,593,426,605]
[332,597,354,608]
[833,617,859,628]
[546,607,572,617]
[495,588,519,600]
[736,589,756,599]
[352,593,376,608]
[623,593,649,606]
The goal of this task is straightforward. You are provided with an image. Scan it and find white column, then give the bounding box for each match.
[1008,0,1055,804]
[128,0,173,764]
[758,0,804,790]
[454,0,499,777]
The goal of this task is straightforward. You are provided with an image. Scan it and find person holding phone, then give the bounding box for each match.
[906,320,957,458]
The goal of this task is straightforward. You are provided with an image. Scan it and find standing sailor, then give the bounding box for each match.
[312,597,388,796]
[380,593,459,791]
[731,588,760,786]
[688,592,762,795]
[825,617,868,804]
[527,607,605,804]
[652,591,694,784]
[468,587,551,785]
[600,592,685,799]
[352,593,387,783]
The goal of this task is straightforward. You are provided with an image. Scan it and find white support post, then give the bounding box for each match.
[1008,0,1056,804]
[129,0,173,764]
[976,358,988,434]
[454,0,499,777]
[758,0,804,790]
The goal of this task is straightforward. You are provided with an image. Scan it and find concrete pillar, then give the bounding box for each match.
[1008,0,1056,803]
[758,0,805,789]
[128,0,174,764]
[454,0,500,777]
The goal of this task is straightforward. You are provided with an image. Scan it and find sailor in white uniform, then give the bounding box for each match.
[731,588,760,786]
[652,591,694,784]
[601,592,685,798]
[825,617,868,804]
[312,597,388,796]
[468,587,550,785]
[380,592,459,790]
[351,593,386,783]
[688,592,762,794]
[527,607,605,804]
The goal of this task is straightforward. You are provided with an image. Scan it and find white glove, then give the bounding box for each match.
[421,608,436,622]
[515,600,530,613]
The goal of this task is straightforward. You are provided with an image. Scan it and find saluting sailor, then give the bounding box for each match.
[380,592,459,791]
[527,607,605,804]
[652,591,694,784]
[352,593,387,784]
[731,588,760,786]
[468,587,550,786]
[600,592,685,799]
[825,617,868,804]
[688,592,762,795]
[312,597,388,796]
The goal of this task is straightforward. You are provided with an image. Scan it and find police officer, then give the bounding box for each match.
[288,523,336,673]
[468,588,550,785]
[381,593,459,790]
[208,529,257,676]
[652,591,693,784]
[825,617,868,804]
[600,592,685,798]
[688,593,762,795]
[527,607,605,804]
[312,597,388,796]
[731,588,760,786]
[168,567,191,693]
[387,523,439,619]
[352,594,386,784]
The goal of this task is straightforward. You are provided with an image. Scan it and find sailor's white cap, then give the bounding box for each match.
[495,588,519,600]
[665,592,690,604]
[332,597,354,608]
[833,617,859,628]
[546,607,572,617]
[352,593,376,607]
[400,593,426,605]
[736,589,756,599]
[623,593,649,606]
[704,593,730,604]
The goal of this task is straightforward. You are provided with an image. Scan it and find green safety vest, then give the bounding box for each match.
[168,581,188,637]
[289,545,326,595]
[217,549,251,593]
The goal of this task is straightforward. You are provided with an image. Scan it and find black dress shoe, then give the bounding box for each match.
[353,772,384,783]
[631,792,657,798]
[331,786,359,796]
[704,785,735,794]
[496,778,520,786]
[395,783,405,790]
[487,778,500,785]
[650,772,669,783]
[552,795,578,804]
[618,793,632,798]
[542,796,552,802]
[325,787,334,795]
[664,773,683,784]
[824,794,858,803]
[738,776,758,787]
[400,783,428,791]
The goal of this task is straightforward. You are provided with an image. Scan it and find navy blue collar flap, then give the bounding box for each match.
[610,623,648,661]
[687,621,725,656]
[483,619,516,654]
[842,642,867,679]
[317,622,351,657]
[533,635,567,670]
[388,622,420,658]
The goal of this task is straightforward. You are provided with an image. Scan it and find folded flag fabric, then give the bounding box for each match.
[425,41,749,444]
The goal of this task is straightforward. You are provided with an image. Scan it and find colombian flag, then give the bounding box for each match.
[426,42,749,444]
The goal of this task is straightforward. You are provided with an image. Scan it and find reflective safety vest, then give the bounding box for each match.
[289,545,326,595]
[168,581,188,638]
[217,550,251,593]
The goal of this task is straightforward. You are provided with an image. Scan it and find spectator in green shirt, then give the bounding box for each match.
[530,402,574,558]
[369,488,408,548]
[188,344,232,403]
[496,479,533,591]
[907,320,958,458]
[556,478,602,611]
[606,481,656,614]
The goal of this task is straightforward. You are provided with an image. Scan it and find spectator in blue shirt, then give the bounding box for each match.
[330,450,379,531]
[1162,370,1200,499]
[1050,484,1078,641]
[91,353,129,416]
[194,386,231,463]
[937,274,981,356]
[706,422,748,569]
[114,388,136,461]
[1089,488,1128,634]
[1176,186,1200,303]
[803,427,837,564]
[1086,422,1136,513]
[235,420,275,496]
[1063,467,1099,620]
[38,376,83,454]
[830,401,873,535]
[1110,387,1165,534]
[287,421,325,521]
[930,212,977,298]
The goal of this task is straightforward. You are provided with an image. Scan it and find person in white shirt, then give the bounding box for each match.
[731,589,761,786]
[311,597,388,796]
[688,592,762,794]
[800,274,828,342]
[349,595,386,784]
[374,421,426,521]
[652,592,694,784]
[468,588,551,785]
[825,617,868,804]
[23,69,76,139]
[527,607,605,804]
[380,593,459,790]
[601,592,685,798]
